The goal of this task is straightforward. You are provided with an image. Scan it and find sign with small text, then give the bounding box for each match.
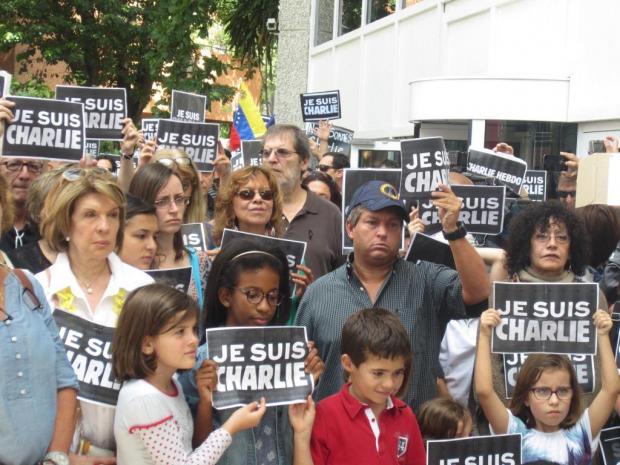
[467,147,527,195]
[427,434,521,465]
[156,119,219,171]
[171,90,206,123]
[399,137,449,201]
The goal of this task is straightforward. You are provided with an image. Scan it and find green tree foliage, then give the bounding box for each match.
[0,0,235,120]
[216,0,278,114]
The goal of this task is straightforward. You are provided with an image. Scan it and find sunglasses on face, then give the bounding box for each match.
[557,190,576,198]
[317,164,333,172]
[236,189,274,201]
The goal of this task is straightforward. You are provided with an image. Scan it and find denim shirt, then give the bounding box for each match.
[178,345,294,465]
[0,271,79,465]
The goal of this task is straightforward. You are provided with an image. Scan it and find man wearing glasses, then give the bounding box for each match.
[261,124,343,278]
[0,158,46,250]
[318,152,349,192]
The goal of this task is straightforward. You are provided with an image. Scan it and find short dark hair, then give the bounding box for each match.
[576,204,620,268]
[418,398,471,440]
[202,237,291,340]
[505,200,589,276]
[96,154,117,173]
[341,308,412,397]
[324,152,350,170]
[301,170,342,209]
[125,193,156,221]
[264,124,311,161]
[509,354,582,429]
[112,284,199,381]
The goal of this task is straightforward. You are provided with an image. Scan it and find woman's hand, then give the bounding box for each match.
[593,309,613,336]
[138,138,157,168]
[120,118,139,156]
[195,359,218,403]
[479,308,502,337]
[222,397,267,435]
[288,395,315,437]
[293,264,314,299]
[0,98,15,139]
[407,207,425,237]
[304,341,324,384]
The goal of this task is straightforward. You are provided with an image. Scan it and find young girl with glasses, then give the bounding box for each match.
[112,283,266,465]
[475,308,620,465]
[179,238,324,465]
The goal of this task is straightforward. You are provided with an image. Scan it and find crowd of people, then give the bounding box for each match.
[0,93,620,465]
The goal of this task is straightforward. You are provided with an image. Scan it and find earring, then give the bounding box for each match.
[66,237,70,242]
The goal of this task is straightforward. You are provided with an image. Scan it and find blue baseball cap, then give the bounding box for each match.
[347,180,408,221]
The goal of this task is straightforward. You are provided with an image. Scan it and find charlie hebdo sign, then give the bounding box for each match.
[399,137,449,201]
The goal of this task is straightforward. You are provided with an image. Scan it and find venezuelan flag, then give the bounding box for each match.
[233,82,267,141]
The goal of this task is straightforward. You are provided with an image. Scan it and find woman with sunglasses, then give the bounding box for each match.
[129,163,211,319]
[34,168,154,461]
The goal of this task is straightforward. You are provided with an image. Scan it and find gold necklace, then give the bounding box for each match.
[75,277,94,294]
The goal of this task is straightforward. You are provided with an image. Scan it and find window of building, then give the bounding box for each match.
[339,0,362,36]
[368,0,396,23]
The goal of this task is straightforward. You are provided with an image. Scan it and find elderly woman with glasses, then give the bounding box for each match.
[34,168,154,460]
[129,163,210,315]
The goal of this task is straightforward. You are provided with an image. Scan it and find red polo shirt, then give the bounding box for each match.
[310,383,426,465]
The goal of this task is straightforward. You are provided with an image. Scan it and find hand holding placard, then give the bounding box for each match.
[221,397,267,435]
[431,184,461,233]
[120,118,139,156]
[0,98,15,139]
[195,359,218,403]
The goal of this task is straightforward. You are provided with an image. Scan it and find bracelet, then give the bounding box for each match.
[121,153,133,160]
[442,221,467,241]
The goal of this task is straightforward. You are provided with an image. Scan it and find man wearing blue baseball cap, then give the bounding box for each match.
[296,180,489,411]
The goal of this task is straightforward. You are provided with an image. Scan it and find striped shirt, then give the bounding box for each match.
[296,256,468,412]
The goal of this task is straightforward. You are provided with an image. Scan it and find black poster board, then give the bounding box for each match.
[182,223,207,252]
[85,140,100,157]
[145,267,192,295]
[1,96,85,161]
[206,326,313,409]
[399,137,449,201]
[522,170,547,202]
[56,85,127,140]
[171,90,207,123]
[141,118,159,143]
[427,434,521,465]
[405,232,455,269]
[600,426,620,465]
[53,310,121,406]
[156,119,219,171]
[492,282,599,354]
[241,140,263,167]
[467,147,527,194]
[300,90,341,122]
[304,122,354,156]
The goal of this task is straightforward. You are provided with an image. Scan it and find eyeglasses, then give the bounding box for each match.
[153,195,189,209]
[236,189,274,201]
[1,160,44,174]
[557,191,576,198]
[158,157,192,168]
[529,386,572,400]
[62,167,111,181]
[317,164,333,172]
[234,287,281,307]
[533,231,569,245]
[260,148,297,159]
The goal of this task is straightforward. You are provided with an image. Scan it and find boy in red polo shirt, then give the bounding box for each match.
[290,308,426,465]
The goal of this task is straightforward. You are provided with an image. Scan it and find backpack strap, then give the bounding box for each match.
[11,268,42,309]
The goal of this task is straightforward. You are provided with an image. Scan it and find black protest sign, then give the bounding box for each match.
[342,168,402,252]
[467,148,527,194]
[220,229,306,297]
[600,426,620,465]
[156,119,219,171]
[522,170,547,202]
[300,90,341,122]
[231,149,243,171]
[2,96,84,161]
[182,223,207,252]
[146,267,192,294]
[503,353,594,398]
[419,185,505,235]
[141,118,159,143]
[171,90,206,123]
[492,282,599,354]
[85,140,100,157]
[53,310,121,406]
[241,140,263,168]
[207,326,313,409]
[56,85,127,140]
[405,232,455,269]
[427,434,521,465]
[0,70,11,98]
[399,137,449,201]
[304,122,354,156]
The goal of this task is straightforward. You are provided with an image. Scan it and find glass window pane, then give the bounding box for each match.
[316,0,335,45]
[368,0,396,23]
[402,0,426,8]
[340,0,362,36]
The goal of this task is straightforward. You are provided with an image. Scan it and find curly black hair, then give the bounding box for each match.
[505,200,589,276]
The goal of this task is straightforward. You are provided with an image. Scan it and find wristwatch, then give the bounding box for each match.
[121,152,134,160]
[39,451,70,465]
[442,221,467,241]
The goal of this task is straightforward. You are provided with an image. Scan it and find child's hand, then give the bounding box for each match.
[195,359,218,403]
[289,395,315,439]
[479,308,502,337]
[593,309,613,336]
[304,341,324,384]
[222,397,267,435]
